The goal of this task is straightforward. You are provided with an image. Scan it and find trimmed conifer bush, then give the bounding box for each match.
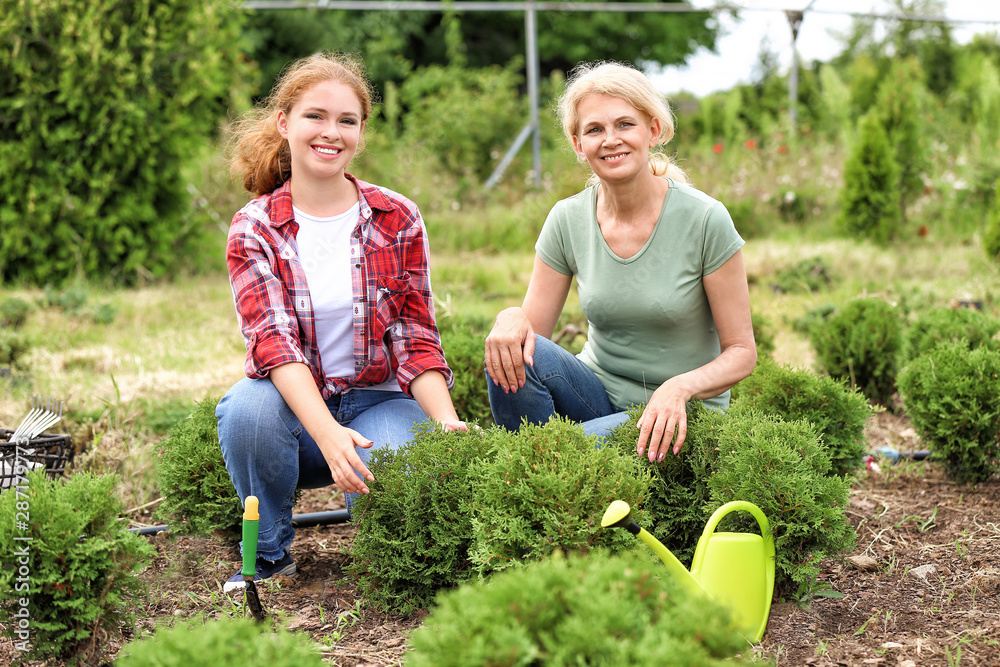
[732,358,872,476]
[810,297,904,406]
[901,306,1000,364]
[837,109,902,244]
[437,313,493,426]
[407,549,751,667]
[117,616,325,666]
[897,343,1000,484]
[603,403,722,565]
[154,397,242,538]
[752,310,776,359]
[351,418,652,614]
[349,423,490,615]
[467,417,652,578]
[0,470,155,665]
[706,405,856,594]
[604,403,855,596]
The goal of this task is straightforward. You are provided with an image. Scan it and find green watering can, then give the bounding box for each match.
[601,500,775,643]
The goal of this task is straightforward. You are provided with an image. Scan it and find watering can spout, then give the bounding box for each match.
[601,501,706,598]
[602,500,775,644]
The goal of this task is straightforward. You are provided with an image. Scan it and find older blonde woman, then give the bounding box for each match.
[485,61,756,461]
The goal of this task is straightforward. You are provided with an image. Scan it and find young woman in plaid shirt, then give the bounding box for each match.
[218,53,466,592]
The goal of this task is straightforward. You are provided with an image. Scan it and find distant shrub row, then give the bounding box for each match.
[805,298,1000,483]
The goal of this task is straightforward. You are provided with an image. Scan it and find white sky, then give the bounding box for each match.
[652,0,1000,97]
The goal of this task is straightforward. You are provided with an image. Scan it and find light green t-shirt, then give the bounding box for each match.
[535,179,744,411]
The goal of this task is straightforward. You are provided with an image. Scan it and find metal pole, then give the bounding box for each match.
[525,0,542,187]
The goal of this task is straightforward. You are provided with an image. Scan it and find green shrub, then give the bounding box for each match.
[770,256,835,294]
[351,418,652,614]
[467,417,652,578]
[154,397,242,538]
[752,310,776,359]
[117,616,325,666]
[810,297,904,406]
[0,470,155,665]
[837,109,902,244]
[606,403,855,596]
[603,403,721,565]
[897,343,1000,484]
[985,180,1000,261]
[0,0,248,285]
[399,63,526,183]
[0,297,32,328]
[350,423,490,615]
[732,358,872,477]
[0,328,31,367]
[706,405,855,595]
[407,549,750,667]
[901,306,1000,364]
[437,313,493,426]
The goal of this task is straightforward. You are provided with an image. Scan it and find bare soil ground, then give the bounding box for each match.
[3,412,999,666]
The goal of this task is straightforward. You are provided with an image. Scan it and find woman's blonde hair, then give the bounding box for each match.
[557,61,688,186]
[228,52,375,197]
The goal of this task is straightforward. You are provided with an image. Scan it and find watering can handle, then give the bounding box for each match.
[700,500,771,544]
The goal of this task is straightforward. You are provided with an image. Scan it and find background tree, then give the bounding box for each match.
[241,0,721,100]
[874,57,930,226]
[0,0,249,286]
[838,109,901,244]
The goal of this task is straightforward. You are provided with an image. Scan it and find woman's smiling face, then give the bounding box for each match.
[277,79,364,182]
[572,93,661,184]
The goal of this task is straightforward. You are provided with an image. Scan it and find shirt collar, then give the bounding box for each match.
[267,174,395,228]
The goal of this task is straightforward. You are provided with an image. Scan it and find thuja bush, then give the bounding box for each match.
[407,549,750,667]
[0,296,32,328]
[0,470,155,665]
[900,306,1000,364]
[606,403,854,594]
[810,297,904,406]
[467,417,653,578]
[0,0,248,285]
[707,405,855,594]
[154,397,242,538]
[350,423,491,615]
[0,328,31,368]
[117,616,324,667]
[752,310,776,359]
[837,109,902,244]
[603,403,722,565]
[437,312,493,425]
[351,418,652,614]
[897,343,1000,484]
[732,358,872,477]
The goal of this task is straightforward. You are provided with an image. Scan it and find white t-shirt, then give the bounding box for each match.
[294,204,400,392]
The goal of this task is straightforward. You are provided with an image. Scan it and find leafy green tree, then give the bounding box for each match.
[838,110,902,244]
[0,0,249,286]
[241,1,720,97]
[874,57,930,226]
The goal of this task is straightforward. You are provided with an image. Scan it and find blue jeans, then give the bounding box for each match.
[216,377,430,560]
[487,335,630,438]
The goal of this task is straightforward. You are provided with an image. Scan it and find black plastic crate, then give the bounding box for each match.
[1,428,72,489]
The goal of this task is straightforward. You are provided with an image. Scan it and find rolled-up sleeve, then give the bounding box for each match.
[227,209,309,379]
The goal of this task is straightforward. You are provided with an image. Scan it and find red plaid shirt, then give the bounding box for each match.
[226,175,453,398]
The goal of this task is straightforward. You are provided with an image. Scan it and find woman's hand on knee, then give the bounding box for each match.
[319,427,375,495]
[485,307,536,393]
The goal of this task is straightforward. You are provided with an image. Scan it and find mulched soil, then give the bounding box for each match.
[3,412,998,666]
